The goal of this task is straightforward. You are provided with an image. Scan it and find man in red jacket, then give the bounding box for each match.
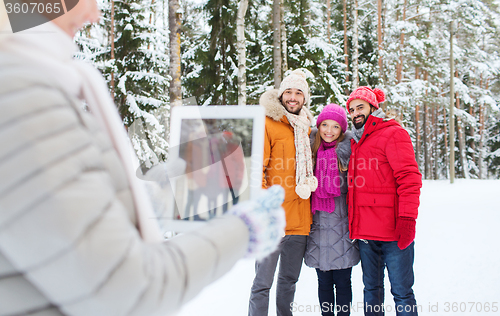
[346,86,422,316]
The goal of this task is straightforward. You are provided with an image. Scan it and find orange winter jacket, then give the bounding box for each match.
[260,89,313,236]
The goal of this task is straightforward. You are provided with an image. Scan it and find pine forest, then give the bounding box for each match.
[75,0,500,179]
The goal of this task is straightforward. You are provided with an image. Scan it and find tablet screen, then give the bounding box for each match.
[176,118,252,220]
[165,106,265,229]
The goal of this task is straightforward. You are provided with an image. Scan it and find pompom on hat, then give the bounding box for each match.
[346,86,386,110]
[316,104,348,133]
[278,69,310,106]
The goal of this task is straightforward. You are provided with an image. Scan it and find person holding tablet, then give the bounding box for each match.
[0,2,285,315]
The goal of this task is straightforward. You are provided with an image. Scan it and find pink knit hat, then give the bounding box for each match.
[316,104,348,133]
[346,86,386,110]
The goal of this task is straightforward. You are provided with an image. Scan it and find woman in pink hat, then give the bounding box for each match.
[304,104,360,316]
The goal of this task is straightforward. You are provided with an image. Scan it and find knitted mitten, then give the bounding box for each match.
[395,217,416,250]
[229,185,286,260]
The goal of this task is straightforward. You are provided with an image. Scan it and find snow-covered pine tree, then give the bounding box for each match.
[245,0,274,104]
[113,0,170,167]
[180,0,208,105]
[161,0,500,178]
[185,0,239,106]
[486,119,500,178]
[284,0,345,113]
[76,0,170,168]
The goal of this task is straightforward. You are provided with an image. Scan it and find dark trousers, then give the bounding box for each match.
[359,240,417,316]
[248,235,307,316]
[316,267,353,316]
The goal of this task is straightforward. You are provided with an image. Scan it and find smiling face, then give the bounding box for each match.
[52,0,100,37]
[348,99,375,129]
[318,119,342,143]
[281,88,305,115]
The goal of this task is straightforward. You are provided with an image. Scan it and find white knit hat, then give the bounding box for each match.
[278,69,310,106]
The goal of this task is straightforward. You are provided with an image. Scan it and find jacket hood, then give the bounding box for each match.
[357,115,401,143]
[369,115,400,130]
[259,89,314,124]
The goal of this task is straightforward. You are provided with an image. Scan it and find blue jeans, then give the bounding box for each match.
[316,268,352,316]
[359,241,417,316]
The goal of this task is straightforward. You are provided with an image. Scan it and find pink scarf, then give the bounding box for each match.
[311,140,341,214]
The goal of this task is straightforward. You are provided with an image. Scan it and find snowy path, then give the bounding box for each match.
[175,180,500,315]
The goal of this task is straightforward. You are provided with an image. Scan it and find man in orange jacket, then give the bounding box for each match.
[248,69,318,316]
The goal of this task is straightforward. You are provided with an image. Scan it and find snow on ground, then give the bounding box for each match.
[175,180,500,316]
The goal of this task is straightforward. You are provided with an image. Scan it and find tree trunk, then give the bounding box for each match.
[478,101,485,179]
[382,2,387,84]
[455,75,469,179]
[377,0,383,84]
[148,0,156,50]
[478,78,488,179]
[110,0,115,97]
[449,21,455,183]
[343,0,349,89]
[478,105,485,179]
[236,0,248,106]
[326,0,331,43]
[443,88,448,179]
[432,101,438,179]
[469,75,476,166]
[352,0,359,89]
[423,70,429,179]
[273,0,282,89]
[169,0,182,108]
[222,34,227,105]
[415,67,420,169]
[281,0,288,73]
[396,0,407,83]
[423,101,429,179]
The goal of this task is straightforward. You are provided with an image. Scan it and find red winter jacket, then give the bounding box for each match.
[347,115,422,241]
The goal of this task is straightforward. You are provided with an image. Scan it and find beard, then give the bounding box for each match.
[284,101,303,115]
[353,114,369,129]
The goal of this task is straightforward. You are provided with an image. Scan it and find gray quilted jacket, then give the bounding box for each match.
[0,48,248,316]
[304,131,360,271]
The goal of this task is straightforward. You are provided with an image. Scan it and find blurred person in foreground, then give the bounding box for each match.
[0,1,285,315]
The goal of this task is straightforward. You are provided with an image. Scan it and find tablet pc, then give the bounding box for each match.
[163,105,265,231]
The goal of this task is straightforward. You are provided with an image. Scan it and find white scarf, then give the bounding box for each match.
[284,109,318,199]
[0,23,164,242]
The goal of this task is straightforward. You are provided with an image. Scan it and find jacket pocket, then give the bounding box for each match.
[270,141,289,174]
[356,193,396,238]
[357,193,395,207]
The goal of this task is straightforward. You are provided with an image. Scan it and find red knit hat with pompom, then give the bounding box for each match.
[346,86,386,111]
